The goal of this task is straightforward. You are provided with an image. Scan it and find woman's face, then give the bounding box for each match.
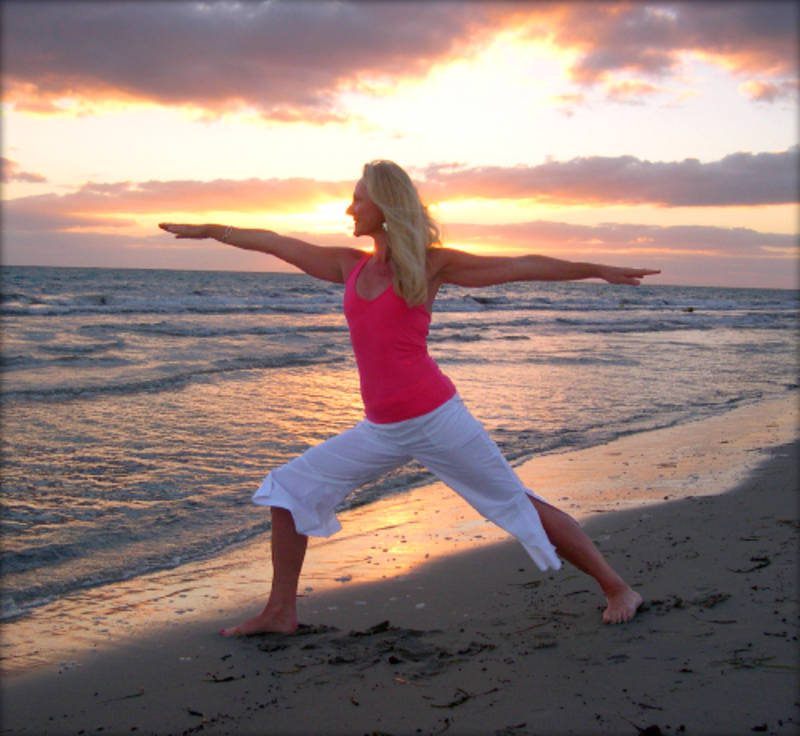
[346,179,384,237]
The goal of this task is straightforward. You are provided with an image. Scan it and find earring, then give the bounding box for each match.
[381,222,388,231]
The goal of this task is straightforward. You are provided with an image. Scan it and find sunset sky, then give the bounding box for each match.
[2,1,798,288]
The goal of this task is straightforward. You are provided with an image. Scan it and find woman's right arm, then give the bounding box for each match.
[159,223,363,284]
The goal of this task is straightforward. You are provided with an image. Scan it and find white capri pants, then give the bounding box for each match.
[253,394,561,571]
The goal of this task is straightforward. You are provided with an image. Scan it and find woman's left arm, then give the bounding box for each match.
[432,248,660,287]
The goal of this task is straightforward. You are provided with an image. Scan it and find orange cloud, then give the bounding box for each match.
[2,157,47,184]
[444,220,796,259]
[740,79,799,103]
[4,178,354,230]
[4,147,796,235]
[605,79,662,103]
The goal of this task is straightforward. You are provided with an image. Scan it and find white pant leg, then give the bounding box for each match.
[253,421,411,537]
[409,397,562,571]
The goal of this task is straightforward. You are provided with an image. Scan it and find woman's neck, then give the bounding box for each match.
[370,231,392,265]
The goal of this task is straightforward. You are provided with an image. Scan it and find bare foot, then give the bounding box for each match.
[602,587,643,624]
[220,607,298,637]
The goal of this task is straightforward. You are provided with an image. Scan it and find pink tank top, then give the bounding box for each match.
[343,256,456,423]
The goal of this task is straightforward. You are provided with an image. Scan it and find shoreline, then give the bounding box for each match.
[0,396,796,682]
[0,408,796,733]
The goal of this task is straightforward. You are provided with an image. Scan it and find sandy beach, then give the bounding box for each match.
[1,397,798,735]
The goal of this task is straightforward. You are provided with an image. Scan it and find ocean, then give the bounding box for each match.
[1,265,797,622]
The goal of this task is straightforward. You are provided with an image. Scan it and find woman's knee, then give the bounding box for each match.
[270,505,297,527]
[528,495,577,525]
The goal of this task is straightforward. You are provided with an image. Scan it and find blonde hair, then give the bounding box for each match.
[362,160,441,306]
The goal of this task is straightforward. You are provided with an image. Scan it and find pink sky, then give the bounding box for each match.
[2,1,798,288]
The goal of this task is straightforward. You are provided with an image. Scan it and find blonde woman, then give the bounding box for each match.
[160,160,659,635]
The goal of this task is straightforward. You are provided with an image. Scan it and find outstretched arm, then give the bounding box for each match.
[431,248,660,287]
[159,223,362,284]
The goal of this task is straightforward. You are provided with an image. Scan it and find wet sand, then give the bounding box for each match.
[1,397,798,735]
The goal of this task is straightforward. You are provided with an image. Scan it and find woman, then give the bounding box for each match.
[160,160,659,635]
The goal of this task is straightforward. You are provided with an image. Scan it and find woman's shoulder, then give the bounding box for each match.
[427,246,460,265]
[341,249,371,281]
[426,246,468,277]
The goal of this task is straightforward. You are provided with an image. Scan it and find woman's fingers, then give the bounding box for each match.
[158,223,206,239]
[600,266,661,285]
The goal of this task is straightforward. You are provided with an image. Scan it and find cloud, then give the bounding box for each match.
[2,157,47,183]
[3,146,795,235]
[444,219,797,258]
[605,79,662,103]
[2,178,355,231]
[0,229,275,271]
[442,218,798,289]
[3,2,796,119]
[550,92,587,111]
[2,1,507,120]
[739,78,800,103]
[1,205,136,232]
[420,147,799,207]
[529,2,798,86]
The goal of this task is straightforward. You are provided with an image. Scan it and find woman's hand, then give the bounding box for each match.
[159,223,213,239]
[597,265,661,286]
